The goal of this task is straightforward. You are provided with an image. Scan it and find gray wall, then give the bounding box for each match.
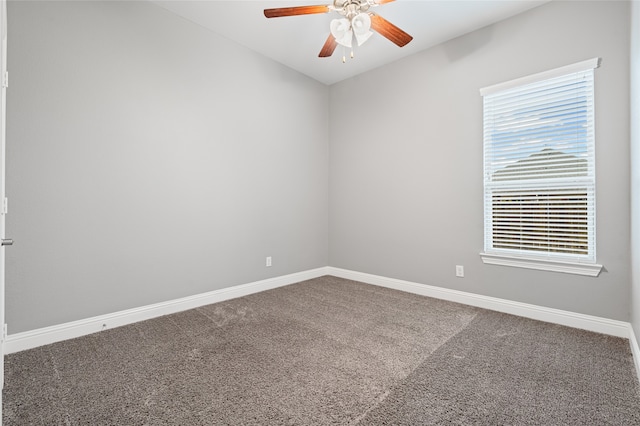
[631,0,640,340]
[329,1,631,321]
[6,1,329,333]
[6,0,633,334]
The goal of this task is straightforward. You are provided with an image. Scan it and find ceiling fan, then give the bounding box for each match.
[264,0,413,61]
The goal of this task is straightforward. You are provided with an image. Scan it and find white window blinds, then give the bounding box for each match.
[481,59,599,263]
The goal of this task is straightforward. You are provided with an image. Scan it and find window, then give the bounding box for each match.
[480,58,603,276]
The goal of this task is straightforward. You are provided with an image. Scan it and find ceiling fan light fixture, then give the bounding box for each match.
[263,0,413,60]
[330,18,353,48]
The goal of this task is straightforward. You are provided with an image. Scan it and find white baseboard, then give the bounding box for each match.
[6,266,633,355]
[629,325,640,385]
[4,267,329,354]
[327,267,630,338]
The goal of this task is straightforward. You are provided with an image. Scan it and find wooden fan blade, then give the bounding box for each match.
[370,14,413,47]
[264,5,329,18]
[319,34,338,57]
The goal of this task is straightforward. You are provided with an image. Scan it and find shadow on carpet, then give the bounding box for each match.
[360,310,640,425]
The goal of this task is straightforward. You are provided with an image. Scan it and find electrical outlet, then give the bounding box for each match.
[266,256,272,267]
[456,265,464,277]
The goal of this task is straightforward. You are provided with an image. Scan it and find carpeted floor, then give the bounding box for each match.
[3,276,640,425]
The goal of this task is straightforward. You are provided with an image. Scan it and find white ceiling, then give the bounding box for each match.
[151,0,549,85]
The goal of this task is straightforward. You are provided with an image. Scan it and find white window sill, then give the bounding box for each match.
[480,252,603,277]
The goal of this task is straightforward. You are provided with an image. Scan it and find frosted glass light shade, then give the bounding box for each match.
[330,18,353,48]
[352,13,372,46]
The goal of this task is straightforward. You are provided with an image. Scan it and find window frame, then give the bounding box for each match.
[479,58,603,277]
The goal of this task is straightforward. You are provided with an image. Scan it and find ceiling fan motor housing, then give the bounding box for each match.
[332,0,372,18]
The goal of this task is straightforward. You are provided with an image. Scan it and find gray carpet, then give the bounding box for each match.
[361,311,640,425]
[3,276,639,425]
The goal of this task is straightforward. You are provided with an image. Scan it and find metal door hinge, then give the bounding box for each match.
[2,71,7,88]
